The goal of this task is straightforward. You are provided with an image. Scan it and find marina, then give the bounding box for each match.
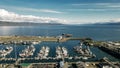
[0,36,119,65]
[0,39,119,64]
[0,35,100,63]
[0,38,98,64]
[0,45,95,63]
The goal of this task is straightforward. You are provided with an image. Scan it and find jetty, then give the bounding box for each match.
[0,36,92,45]
[84,40,120,59]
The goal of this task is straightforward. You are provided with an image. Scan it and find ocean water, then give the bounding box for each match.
[0,25,120,63]
[0,25,120,41]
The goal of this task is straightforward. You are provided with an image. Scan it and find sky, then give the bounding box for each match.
[0,0,120,24]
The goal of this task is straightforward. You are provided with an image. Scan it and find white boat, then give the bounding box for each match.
[82,57,88,60]
[62,47,68,57]
[0,46,13,57]
[19,45,35,57]
[56,46,68,59]
[37,46,50,59]
[32,41,41,45]
[56,46,62,59]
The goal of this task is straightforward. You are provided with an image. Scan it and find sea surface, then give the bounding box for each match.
[0,24,120,63]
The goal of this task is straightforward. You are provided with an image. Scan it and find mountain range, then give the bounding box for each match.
[0,21,63,26]
[0,20,120,26]
[93,22,120,25]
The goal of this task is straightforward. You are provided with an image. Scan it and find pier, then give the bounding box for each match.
[98,46,120,59]
[69,37,92,41]
[85,40,120,59]
[102,57,119,68]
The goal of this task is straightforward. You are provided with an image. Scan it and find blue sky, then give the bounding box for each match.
[0,0,120,24]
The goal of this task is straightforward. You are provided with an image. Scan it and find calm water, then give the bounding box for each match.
[0,25,120,41]
[0,25,120,63]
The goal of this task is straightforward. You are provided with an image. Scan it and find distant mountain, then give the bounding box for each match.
[93,22,120,25]
[0,21,63,26]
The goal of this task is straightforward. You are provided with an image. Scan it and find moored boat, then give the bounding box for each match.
[19,45,35,57]
[0,46,13,57]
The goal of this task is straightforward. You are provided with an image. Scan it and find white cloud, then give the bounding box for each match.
[71,3,120,9]
[72,3,120,6]
[39,9,62,13]
[67,9,109,11]
[0,9,67,24]
[67,8,120,12]
[71,3,110,6]
[17,8,63,13]
[0,5,63,14]
[111,18,120,22]
[70,3,120,12]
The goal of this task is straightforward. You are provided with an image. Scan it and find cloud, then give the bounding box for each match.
[71,3,120,6]
[71,3,120,9]
[67,9,106,11]
[39,9,62,13]
[0,9,67,23]
[0,5,63,14]
[111,18,120,22]
[70,3,120,12]
[67,8,120,12]
[17,8,63,13]
[71,3,109,6]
